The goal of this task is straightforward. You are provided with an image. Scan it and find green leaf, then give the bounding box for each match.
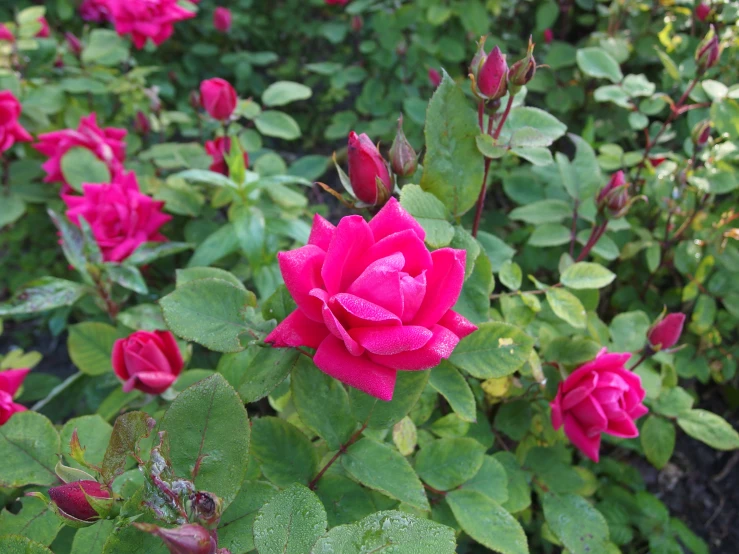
[0,497,60,547]
[510,146,554,166]
[576,47,623,83]
[446,489,528,554]
[159,375,249,507]
[60,415,113,470]
[253,484,327,554]
[81,29,129,66]
[0,412,60,487]
[428,361,476,423]
[176,267,245,290]
[349,370,429,430]
[70,520,115,554]
[476,134,508,158]
[0,277,87,316]
[104,264,148,294]
[420,71,484,217]
[499,260,523,291]
[67,322,120,376]
[560,262,616,289]
[494,399,532,441]
[542,493,610,554]
[450,225,481,278]
[461,455,508,504]
[218,481,278,554]
[0,194,26,228]
[399,184,455,248]
[126,242,192,266]
[237,346,299,403]
[342,438,429,511]
[262,81,313,107]
[255,111,301,140]
[392,417,417,456]
[160,278,254,353]
[262,285,297,323]
[528,223,571,247]
[449,322,534,379]
[292,357,355,450]
[677,409,739,450]
[500,107,567,147]
[251,417,318,488]
[0,536,54,554]
[311,510,456,554]
[509,199,572,224]
[653,387,694,418]
[546,288,587,328]
[453,251,493,324]
[415,438,486,491]
[314,474,378,528]
[609,310,650,352]
[60,148,111,193]
[641,416,675,469]
[100,411,154,484]
[493,452,531,513]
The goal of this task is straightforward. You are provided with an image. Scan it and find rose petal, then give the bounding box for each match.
[369,197,425,242]
[399,272,426,323]
[330,293,401,328]
[155,331,183,377]
[0,369,30,397]
[350,326,433,356]
[551,392,563,430]
[138,340,173,374]
[321,215,375,295]
[265,309,329,349]
[412,248,466,328]
[308,213,336,251]
[277,244,326,321]
[347,253,405,317]
[321,302,365,357]
[563,413,601,462]
[123,349,160,376]
[125,372,177,395]
[570,396,608,437]
[437,309,478,339]
[561,372,598,410]
[112,339,128,381]
[359,230,432,278]
[562,350,632,394]
[368,324,459,370]
[606,416,639,438]
[314,336,397,401]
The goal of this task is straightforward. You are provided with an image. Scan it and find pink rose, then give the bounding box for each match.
[36,17,50,38]
[347,131,393,205]
[199,78,238,121]
[0,24,13,42]
[647,312,686,351]
[79,0,113,23]
[34,113,127,186]
[0,369,30,426]
[109,0,196,49]
[49,481,111,522]
[266,198,477,401]
[63,171,171,262]
[113,330,183,394]
[0,91,33,155]
[205,136,248,176]
[550,349,648,462]
[213,7,232,33]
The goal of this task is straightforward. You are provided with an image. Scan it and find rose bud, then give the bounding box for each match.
[112,330,184,394]
[596,170,629,216]
[347,131,393,205]
[0,368,30,426]
[695,25,720,72]
[691,119,711,148]
[205,136,248,176]
[134,111,151,135]
[647,312,686,351]
[470,38,508,101]
[0,91,33,156]
[428,67,441,88]
[36,17,51,38]
[543,28,553,44]
[508,36,537,91]
[695,2,710,22]
[389,115,417,178]
[199,78,238,121]
[49,480,112,523]
[551,349,648,462]
[135,523,217,554]
[0,23,14,43]
[213,7,232,33]
[65,32,83,57]
[351,15,363,32]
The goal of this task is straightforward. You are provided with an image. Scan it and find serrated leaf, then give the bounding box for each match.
[641,416,675,469]
[415,438,485,491]
[450,322,534,379]
[542,493,610,554]
[546,288,587,328]
[677,409,739,450]
[251,417,318,488]
[560,262,616,289]
[428,361,476,423]
[0,412,60,487]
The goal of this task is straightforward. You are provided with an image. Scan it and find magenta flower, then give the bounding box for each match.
[49,481,111,522]
[0,369,30,426]
[109,0,195,49]
[551,349,648,462]
[200,78,238,121]
[63,171,171,262]
[205,136,248,176]
[347,131,393,205]
[113,330,183,394]
[79,0,113,23]
[647,313,686,351]
[266,199,477,401]
[36,17,50,38]
[0,91,33,155]
[213,7,232,33]
[34,113,127,186]
[0,24,14,42]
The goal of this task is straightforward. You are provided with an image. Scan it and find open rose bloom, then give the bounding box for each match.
[110,0,196,49]
[0,369,30,425]
[113,330,183,394]
[266,198,477,401]
[551,349,648,462]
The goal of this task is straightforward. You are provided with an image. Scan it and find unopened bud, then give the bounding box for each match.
[428,68,441,88]
[470,39,508,101]
[647,312,686,351]
[351,15,363,32]
[597,171,629,216]
[389,115,417,178]
[543,29,553,44]
[134,523,217,554]
[691,119,711,148]
[135,111,151,135]
[508,37,537,91]
[347,131,393,206]
[696,25,720,72]
[65,32,82,57]
[49,481,112,525]
[695,3,710,22]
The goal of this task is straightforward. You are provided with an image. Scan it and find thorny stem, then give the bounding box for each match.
[472,95,515,238]
[308,421,368,490]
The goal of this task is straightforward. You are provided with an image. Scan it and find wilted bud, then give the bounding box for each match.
[389,115,417,178]
[134,111,151,135]
[428,67,441,88]
[65,32,82,57]
[508,37,537,91]
[469,38,508,101]
[597,171,629,216]
[695,2,710,22]
[188,491,223,529]
[134,523,217,554]
[49,480,112,524]
[347,131,393,205]
[691,119,711,148]
[351,15,363,32]
[695,26,720,72]
[543,29,553,44]
[647,312,686,351]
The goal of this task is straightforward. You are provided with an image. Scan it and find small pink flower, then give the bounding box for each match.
[79,0,113,23]
[34,113,127,186]
[113,330,183,394]
[213,7,232,33]
[347,131,393,205]
[543,29,554,44]
[551,349,648,462]
[63,171,171,262]
[0,91,33,155]
[647,313,686,350]
[695,2,710,22]
[0,24,14,42]
[36,17,50,38]
[266,198,477,401]
[428,68,442,88]
[205,136,248,176]
[0,369,30,426]
[109,0,196,49]
[49,481,111,522]
[199,78,238,121]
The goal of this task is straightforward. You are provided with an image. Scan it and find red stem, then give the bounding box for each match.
[575,222,607,262]
[308,422,368,490]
